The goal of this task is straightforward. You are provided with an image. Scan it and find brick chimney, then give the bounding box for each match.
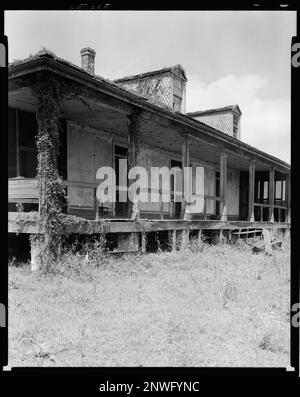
[80,47,96,75]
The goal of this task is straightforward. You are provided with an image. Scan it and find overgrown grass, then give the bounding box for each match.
[9,236,290,367]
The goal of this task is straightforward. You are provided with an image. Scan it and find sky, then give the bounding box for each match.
[5,10,296,163]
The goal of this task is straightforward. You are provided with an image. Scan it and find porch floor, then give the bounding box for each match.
[8,211,290,235]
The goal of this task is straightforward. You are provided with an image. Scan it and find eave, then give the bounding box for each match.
[8,57,290,173]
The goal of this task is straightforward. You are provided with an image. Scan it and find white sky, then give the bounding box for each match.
[5,10,296,163]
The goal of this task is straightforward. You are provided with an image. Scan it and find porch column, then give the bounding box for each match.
[220,149,227,221]
[32,74,65,270]
[285,173,291,223]
[16,109,20,177]
[268,168,275,222]
[181,136,190,220]
[248,160,255,222]
[127,109,142,220]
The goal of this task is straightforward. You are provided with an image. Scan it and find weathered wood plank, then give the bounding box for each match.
[220,149,227,221]
[262,228,272,255]
[268,169,275,222]
[8,178,39,200]
[231,229,263,235]
[248,160,255,221]
[8,212,291,235]
[254,202,286,209]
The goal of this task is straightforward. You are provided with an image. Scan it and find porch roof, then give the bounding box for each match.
[8,52,290,174]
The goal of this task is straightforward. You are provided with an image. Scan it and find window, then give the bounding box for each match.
[233,126,238,138]
[233,114,239,138]
[215,171,220,198]
[8,108,67,179]
[275,180,286,203]
[18,110,38,177]
[114,145,128,216]
[263,181,268,200]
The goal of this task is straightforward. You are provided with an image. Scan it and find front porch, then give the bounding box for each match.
[8,164,290,224]
[8,56,290,263]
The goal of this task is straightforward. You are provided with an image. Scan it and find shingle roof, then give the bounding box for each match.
[186,104,242,116]
[114,64,187,83]
[9,49,184,111]
[8,48,289,169]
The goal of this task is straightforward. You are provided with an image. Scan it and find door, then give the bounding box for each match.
[170,159,182,218]
[115,145,128,217]
[239,171,249,221]
[215,171,220,218]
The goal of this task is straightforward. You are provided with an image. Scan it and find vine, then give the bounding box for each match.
[59,214,110,235]
[135,218,152,233]
[23,71,144,269]
[31,72,66,272]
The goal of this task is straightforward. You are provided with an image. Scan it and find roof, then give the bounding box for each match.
[186,104,242,117]
[9,48,180,111]
[8,49,290,171]
[9,48,108,83]
[114,64,187,83]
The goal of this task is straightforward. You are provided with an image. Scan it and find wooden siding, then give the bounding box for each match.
[8,178,38,202]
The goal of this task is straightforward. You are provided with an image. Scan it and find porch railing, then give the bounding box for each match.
[254,202,287,222]
[8,178,289,222]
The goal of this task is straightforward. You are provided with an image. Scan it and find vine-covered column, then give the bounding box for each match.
[32,72,65,271]
[127,109,142,220]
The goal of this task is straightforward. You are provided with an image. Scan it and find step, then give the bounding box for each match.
[231,229,263,235]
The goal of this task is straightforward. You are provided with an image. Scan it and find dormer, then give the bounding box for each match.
[114,65,187,113]
[186,104,242,139]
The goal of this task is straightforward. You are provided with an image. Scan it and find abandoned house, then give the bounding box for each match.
[8,47,291,261]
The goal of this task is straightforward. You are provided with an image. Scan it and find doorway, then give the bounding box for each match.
[170,159,182,218]
[114,145,128,217]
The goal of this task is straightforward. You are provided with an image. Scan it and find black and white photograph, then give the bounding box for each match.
[4,7,296,374]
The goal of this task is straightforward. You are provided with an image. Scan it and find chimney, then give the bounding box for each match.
[80,47,96,75]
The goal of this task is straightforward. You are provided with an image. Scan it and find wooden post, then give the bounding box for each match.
[268,169,275,222]
[141,232,146,253]
[159,186,164,220]
[127,109,142,220]
[32,73,65,270]
[181,136,190,220]
[94,187,99,220]
[220,149,227,221]
[248,160,255,222]
[285,173,290,223]
[262,228,272,255]
[181,139,186,219]
[111,139,116,218]
[181,228,189,249]
[204,198,207,220]
[172,229,177,252]
[219,229,223,242]
[16,109,20,177]
[198,229,202,244]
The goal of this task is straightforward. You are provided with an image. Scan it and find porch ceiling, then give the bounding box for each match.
[8,84,283,173]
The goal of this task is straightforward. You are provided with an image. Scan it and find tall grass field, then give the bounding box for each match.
[8,237,290,367]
